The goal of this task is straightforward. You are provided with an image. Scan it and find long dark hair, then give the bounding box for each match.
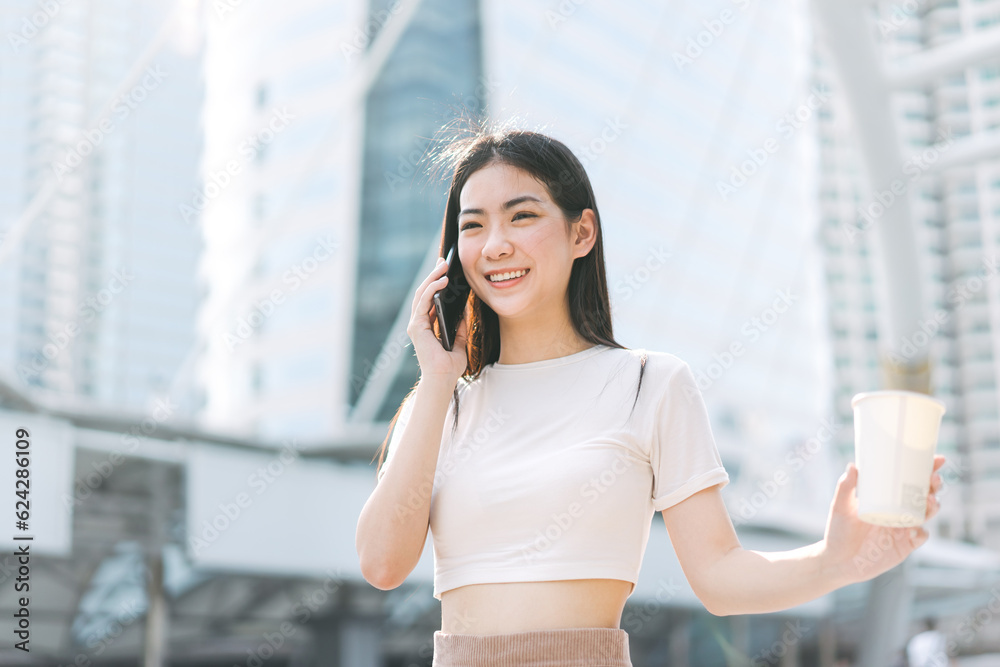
[373,119,647,480]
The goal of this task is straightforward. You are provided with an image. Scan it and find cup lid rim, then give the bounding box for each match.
[851,389,947,412]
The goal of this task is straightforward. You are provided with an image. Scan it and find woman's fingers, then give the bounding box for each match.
[925,493,938,520]
[421,275,449,320]
[409,264,451,342]
[925,455,946,495]
[930,472,943,494]
[411,258,449,315]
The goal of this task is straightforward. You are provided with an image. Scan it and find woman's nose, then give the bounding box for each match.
[482,228,512,259]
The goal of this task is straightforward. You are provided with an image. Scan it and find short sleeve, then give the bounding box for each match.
[377,392,416,483]
[650,360,730,512]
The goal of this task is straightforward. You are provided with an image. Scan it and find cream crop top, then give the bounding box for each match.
[377,344,730,601]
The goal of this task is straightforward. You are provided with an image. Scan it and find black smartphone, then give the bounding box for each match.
[433,243,471,351]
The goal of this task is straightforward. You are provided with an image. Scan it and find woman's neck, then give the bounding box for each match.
[494,323,593,366]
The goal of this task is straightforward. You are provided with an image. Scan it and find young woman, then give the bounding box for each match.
[355,127,946,666]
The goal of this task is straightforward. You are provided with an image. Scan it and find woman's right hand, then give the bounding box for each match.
[407,256,470,384]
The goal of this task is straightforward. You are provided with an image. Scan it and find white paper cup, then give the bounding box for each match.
[851,390,946,527]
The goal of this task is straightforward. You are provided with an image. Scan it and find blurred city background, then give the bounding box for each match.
[0,0,998,664]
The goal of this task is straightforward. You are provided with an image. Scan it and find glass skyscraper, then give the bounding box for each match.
[352,0,484,420]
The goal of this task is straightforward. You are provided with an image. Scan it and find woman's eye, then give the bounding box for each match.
[460,214,533,230]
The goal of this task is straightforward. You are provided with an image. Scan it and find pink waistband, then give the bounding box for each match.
[432,627,632,667]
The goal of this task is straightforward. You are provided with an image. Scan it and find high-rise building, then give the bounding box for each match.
[0,0,203,412]
[196,0,361,439]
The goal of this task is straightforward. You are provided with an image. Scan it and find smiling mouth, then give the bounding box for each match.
[486,269,529,283]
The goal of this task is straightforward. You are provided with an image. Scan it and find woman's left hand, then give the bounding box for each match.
[820,454,946,587]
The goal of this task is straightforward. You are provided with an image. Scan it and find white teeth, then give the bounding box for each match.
[489,269,526,282]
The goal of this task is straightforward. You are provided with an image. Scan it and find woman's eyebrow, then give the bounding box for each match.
[459,195,544,218]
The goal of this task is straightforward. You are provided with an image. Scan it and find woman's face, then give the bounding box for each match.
[456,162,594,320]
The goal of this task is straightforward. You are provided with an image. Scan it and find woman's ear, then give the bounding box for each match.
[572,209,598,259]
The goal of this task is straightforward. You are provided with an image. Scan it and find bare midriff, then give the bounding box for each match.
[439,578,634,635]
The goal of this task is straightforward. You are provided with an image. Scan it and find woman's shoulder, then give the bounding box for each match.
[610,345,690,375]
[596,346,694,403]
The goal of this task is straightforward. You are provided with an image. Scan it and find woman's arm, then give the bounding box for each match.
[356,374,455,591]
[662,455,946,616]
